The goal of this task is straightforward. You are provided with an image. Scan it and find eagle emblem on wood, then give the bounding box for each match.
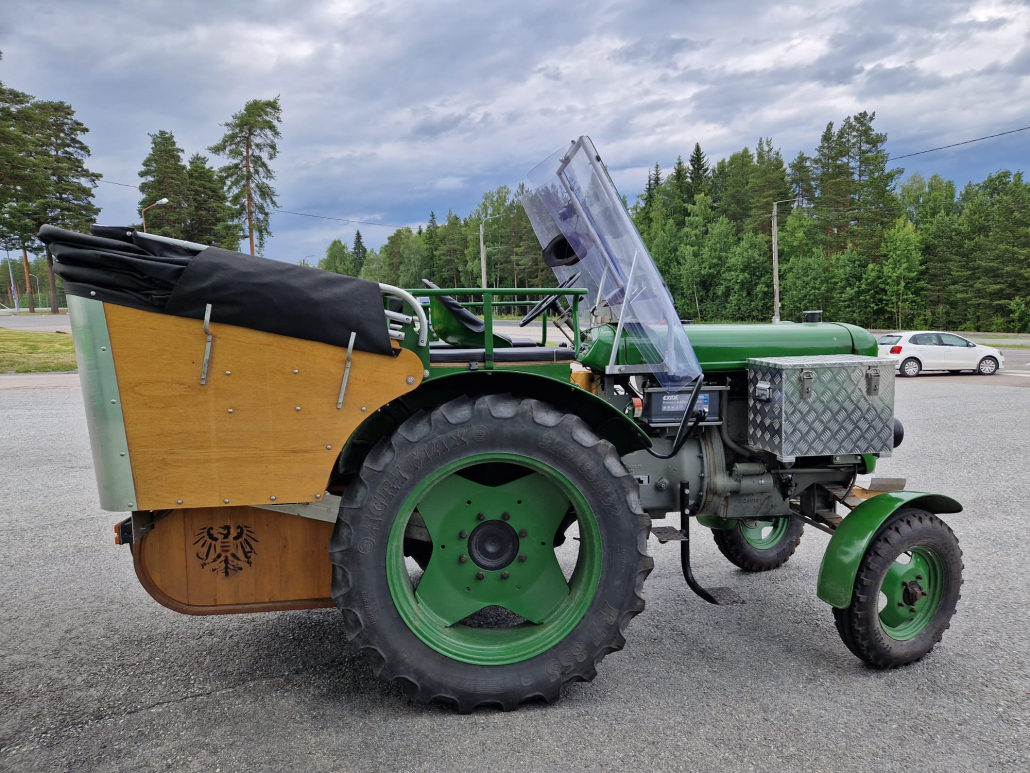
[193,524,259,576]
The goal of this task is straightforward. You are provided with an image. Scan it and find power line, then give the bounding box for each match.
[889,125,1030,162]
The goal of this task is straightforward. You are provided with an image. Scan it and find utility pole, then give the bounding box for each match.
[770,198,801,324]
[479,220,487,289]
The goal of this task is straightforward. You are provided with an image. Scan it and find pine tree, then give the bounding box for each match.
[849,111,901,259]
[687,142,710,202]
[662,155,691,228]
[208,96,282,255]
[813,120,850,255]
[711,148,754,233]
[746,138,791,236]
[17,100,100,312]
[352,230,368,275]
[424,210,440,282]
[787,151,815,204]
[138,130,189,237]
[184,153,239,248]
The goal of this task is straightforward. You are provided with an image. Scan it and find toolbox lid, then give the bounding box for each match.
[747,354,892,369]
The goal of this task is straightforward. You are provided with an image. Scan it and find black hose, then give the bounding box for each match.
[646,376,705,460]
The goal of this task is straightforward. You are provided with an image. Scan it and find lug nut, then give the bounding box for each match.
[459,555,468,564]
[897,601,905,607]
[459,530,468,539]
[916,574,923,580]
[477,513,486,521]
[476,572,485,581]
[909,606,917,613]
[519,529,528,538]
[501,571,510,580]
[518,554,527,562]
[501,512,510,521]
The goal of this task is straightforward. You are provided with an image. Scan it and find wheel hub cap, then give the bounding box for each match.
[468,520,520,571]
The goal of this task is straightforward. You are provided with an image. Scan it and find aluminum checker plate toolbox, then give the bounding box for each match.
[746,354,895,462]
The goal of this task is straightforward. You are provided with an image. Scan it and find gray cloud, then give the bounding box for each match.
[2,0,1028,260]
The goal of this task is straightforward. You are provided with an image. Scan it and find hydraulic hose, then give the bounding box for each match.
[646,376,705,460]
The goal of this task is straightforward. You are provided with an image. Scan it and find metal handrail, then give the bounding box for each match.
[379,283,428,347]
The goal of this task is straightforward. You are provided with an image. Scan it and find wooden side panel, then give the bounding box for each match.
[104,304,422,509]
[133,506,334,615]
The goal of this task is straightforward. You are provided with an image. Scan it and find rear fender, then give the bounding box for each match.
[816,491,963,608]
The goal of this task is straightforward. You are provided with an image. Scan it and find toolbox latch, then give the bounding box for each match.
[866,367,881,396]
[799,370,814,399]
[755,380,771,402]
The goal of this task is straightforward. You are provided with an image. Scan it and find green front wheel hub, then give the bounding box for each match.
[877,546,946,641]
[386,453,602,666]
[739,518,790,549]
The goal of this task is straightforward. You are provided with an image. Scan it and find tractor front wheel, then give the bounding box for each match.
[712,516,804,572]
[329,394,652,711]
[832,508,962,668]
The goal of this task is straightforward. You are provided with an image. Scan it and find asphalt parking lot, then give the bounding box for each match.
[1,371,1028,772]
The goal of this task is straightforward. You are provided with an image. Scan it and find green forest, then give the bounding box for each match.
[3,41,1028,332]
[335,112,1029,332]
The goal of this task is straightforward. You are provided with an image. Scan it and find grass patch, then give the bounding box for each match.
[0,329,78,373]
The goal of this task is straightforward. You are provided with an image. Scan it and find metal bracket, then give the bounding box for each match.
[866,367,881,396]
[799,370,814,399]
[337,331,357,409]
[200,304,213,385]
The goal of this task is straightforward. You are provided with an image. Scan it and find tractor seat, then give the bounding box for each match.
[422,279,537,349]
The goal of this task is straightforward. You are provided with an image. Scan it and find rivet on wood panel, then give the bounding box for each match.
[406,376,415,384]
[295,406,301,412]
[315,494,322,500]
[326,445,332,450]
[227,408,234,414]
[176,499,183,505]
[270,496,277,501]
[293,369,299,374]
[361,406,367,412]
[225,370,231,376]
[223,499,230,504]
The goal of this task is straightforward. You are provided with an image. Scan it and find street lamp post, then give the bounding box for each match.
[29,274,45,308]
[141,198,170,233]
[770,198,802,324]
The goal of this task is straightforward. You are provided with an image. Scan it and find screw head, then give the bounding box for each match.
[315,493,322,500]
[326,445,332,450]
[476,571,485,581]
[501,512,510,521]
[225,370,231,376]
[909,606,917,613]
[110,399,116,404]
[518,554,527,562]
[295,406,301,412]
[406,376,415,385]
[459,555,468,564]
[459,530,468,539]
[100,346,107,352]
[361,406,367,412]
[519,529,528,538]
[176,499,183,505]
[477,512,486,521]
[119,452,125,457]
[90,291,96,297]
[270,496,276,501]
[423,369,430,378]
[916,574,923,580]
[293,369,299,374]
[223,499,230,504]
[227,408,233,414]
[501,571,510,580]
[898,601,906,607]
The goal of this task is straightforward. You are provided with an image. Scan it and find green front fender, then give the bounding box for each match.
[816,492,963,608]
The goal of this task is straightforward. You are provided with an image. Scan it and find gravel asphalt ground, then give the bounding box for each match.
[1,372,1028,772]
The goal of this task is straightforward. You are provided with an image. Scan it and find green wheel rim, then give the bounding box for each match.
[386,453,603,666]
[739,518,790,550]
[877,546,946,641]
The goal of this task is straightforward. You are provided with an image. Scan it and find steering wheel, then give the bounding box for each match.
[519,272,582,328]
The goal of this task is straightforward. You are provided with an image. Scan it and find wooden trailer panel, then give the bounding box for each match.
[104,304,423,510]
[133,506,334,614]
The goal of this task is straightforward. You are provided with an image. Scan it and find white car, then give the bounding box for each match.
[877,331,1004,377]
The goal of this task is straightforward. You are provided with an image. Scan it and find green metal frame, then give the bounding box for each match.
[816,492,963,608]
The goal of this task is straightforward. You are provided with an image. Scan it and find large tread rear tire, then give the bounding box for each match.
[329,394,652,712]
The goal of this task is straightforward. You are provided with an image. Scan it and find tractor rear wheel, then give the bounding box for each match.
[712,517,804,571]
[329,394,652,711]
[832,508,962,668]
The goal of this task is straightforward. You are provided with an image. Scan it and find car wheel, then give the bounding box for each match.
[977,357,998,375]
[900,358,921,378]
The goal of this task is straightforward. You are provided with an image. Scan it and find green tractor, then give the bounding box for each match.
[46,136,962,713]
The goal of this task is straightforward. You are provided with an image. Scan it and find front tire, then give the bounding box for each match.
[832,508,962,668]
[900,358,921,377]
[712,517,804,571]
[329,394,652,711]
[977,356,999,375]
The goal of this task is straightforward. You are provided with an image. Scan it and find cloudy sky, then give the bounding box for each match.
[3,0,1028,259]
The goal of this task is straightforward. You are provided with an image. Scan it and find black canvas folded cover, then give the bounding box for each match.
[38,225,393,356]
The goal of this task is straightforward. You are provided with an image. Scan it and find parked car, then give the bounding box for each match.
[877,331,1004,377]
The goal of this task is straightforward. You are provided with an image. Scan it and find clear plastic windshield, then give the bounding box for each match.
[524,136,702,388]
